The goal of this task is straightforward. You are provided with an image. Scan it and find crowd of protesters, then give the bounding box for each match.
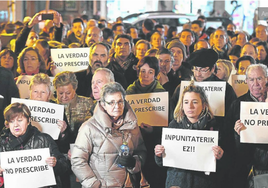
[0,9,268,188]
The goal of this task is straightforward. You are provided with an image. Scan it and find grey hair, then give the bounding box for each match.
[100,82,126,102]
[94,68,115,82]
[246,64,268,79]
[53,71,78,90]
[29,73,51,92]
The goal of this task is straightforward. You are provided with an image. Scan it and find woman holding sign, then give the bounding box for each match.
[0,103,69,187]
[155,83,224,188]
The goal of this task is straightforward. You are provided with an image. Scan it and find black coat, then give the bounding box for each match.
[75,68,93,98]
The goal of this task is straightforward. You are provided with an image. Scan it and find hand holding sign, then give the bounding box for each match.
[212,146,224,160]
[154,145,165,157]
[57,120,67,133]
[45,156,57,167]
[140,123,153,133]
[234,119,246,135]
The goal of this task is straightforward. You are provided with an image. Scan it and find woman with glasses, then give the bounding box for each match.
[134,39,151,60]
[71,82,146,187]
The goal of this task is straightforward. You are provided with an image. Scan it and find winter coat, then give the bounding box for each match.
[155,116,218,188]
[126,79,165,94]
[0,124,69,188]
[71,101,146,188]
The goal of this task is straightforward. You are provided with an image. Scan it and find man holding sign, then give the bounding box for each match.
[226,64,268,188]
[155,84,223,188]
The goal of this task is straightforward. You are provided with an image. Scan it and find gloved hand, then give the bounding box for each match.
[117,155,136,169]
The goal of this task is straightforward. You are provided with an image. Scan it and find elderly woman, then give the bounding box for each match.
[236,56,256,75]
[53,71,94,142]
[17,46,46,77]
[0,49,17,77]
[0,103,69,187]
[216,59,236,81]
[71,82,146,187]
[134,39,151,60]
[155,83,224,188]
[126,56,165,94]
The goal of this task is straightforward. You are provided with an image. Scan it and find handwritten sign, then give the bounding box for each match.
[162,128,218,172]
[1,148,56,188]
[126,92,169,126]
[16,75,55,99]
[51,47,90,72]
[229,75,248,97]
[240,101,268,143]
[11,98,63,140]
[179,81,226,116]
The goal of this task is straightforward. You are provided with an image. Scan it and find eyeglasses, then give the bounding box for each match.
[104,100,124,107]
[192,67,210,73]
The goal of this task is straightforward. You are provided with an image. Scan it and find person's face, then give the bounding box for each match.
[90,44,109,72]
[115,38,131,59]
[257,45,267,61]
[196,41,209,51]
[170,47,183,71]
[192,66,213,82]
[87,20,97,29]
[115,26,125,35]
[56,84,76,104]
[241,44,257,59]
[156,27,165,37]
[256,26,268,42]
[136,43,148,60]
[86,28,101,47]
[92,71,110,100]
[180,31,193,46]
[1,52,14,70]
[183,92,203,123]
[216,63,226,80]
[236,33,247,47]
[158,54,172,74]
[227,24,235,32]
[8,115,29,137]
[213,30,227,49]
[26,32,38,47]
[30,84,50,102]
[191,24,202,36]
[72,22,84,38]
[139,63,155,87]
[130,28,138,39]
[151,32,162,49]
[229,55,239,67]
[23,50,40,74]
[237,60,251,75]
[102,92,125,120]
[246,67,267,99]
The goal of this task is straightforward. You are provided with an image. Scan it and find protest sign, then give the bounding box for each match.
[162,128,218,172]
[11,98,63,140]
[1,148,56,188]
[240,101,268,143]
[229,74,248,97]
[179,81,226,116]
[16,75,55,99]
[126,92,169,126]
[51,47,90,72]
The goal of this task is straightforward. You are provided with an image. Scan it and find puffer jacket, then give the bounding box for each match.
[0,125,69,188]
[71,101,146,188]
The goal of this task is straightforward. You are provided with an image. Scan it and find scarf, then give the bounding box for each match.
[135,80,157,93]
[182,114,209,130]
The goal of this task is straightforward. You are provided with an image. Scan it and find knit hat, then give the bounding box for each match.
[166,40,187,60]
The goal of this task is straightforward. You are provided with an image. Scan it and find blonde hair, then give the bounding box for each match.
[216,59,234,81]
[174,81,213,122]
[29,73,51,92]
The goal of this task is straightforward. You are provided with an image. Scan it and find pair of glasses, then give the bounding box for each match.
[192,67,210,73]
[104,100,124,107]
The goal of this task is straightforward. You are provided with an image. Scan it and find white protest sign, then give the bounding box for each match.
[11,98,63,140]
[16,75,55,99]
[229,75,248,97]
[1,148,56,188]
[240,101,268,143]
[126,92,169,126]
[162,128,218,172]
[179,81,226,116]
[51,47,90,72]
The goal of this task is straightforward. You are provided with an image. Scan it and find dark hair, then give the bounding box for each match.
[228,45,242,57]
[192,20,204,28]
[103,28,114,40]
[136,56,159,77]
[90,42,110,55]
[0,49,17,76]
[155,24,164,30]
[241,42,257,56]
[143,19,154,31]
[197,15,206,22]
[114,34,133,45]
[126,26,137,34]
[156,48,174,64]
[14,21,24,27]
[116,16,123,22]
[80,14,89,22]
[4,22,16,34]
[72,18,84,28]
[167,26,177,41]
[112,23,124,31]
[205,27,216,37]
[256,41,268,63]
[4,103,31,125]
[235,55,256,70]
